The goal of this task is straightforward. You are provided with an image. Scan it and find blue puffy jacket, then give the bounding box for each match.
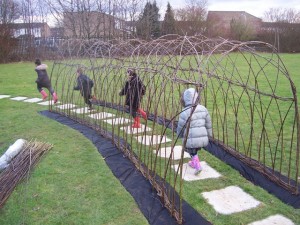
[176,88,213,148]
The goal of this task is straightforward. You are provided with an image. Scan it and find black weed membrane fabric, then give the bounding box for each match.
[40,110,212,225]
[205,142,300,208]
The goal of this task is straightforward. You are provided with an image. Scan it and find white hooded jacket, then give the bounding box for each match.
[176,88,213,148]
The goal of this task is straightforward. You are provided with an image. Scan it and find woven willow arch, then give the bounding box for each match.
[50,35,299,223]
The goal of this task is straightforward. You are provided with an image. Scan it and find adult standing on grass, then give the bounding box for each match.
[119,68,147,128]
[74,68,94,110]
[176,88,213,175]
[34,59,58,103]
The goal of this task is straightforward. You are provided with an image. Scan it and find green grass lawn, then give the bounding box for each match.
[0,57,300,225]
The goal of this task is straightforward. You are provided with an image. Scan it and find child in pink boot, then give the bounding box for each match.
[119,68,147,128]
[34,59,58,103]
[176,88,212,175]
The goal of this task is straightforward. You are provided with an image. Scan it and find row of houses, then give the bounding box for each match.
[3,11,299,40]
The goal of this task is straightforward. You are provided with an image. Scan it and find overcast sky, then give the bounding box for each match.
[156,0,300,19]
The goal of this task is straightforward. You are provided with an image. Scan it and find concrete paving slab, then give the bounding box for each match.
[202,185,261,215]
[38,100,59,105]
[56,104,77,109]
[120,124,152,134]
[173,162,221,181]
[88,112,115,119]
[0,95,11,99]
[154,146,190,160]
[103,117,131,125]
[10,96,28,101]
[135,135,172,145]
[248,214,295,225]
[23,98,43,103]
[71,107,94,114]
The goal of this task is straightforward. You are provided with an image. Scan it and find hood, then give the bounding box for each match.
[182,88,199,107]
[36,64,48,70]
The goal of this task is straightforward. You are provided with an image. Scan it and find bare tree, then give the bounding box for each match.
[230,18,255,41]
[19,0,48,24]
[45,0,144,39]
[113,0,145,37]
[259,8,300,52]
[0,0,20,24]
[174,0,207,35]
[264,8,300,23]
[0,0,20,62]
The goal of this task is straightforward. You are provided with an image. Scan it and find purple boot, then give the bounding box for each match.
[193,155,202,175]
[188,158,196,168]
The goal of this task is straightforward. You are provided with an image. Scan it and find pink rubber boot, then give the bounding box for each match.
[137,108,147,120]
[52,92,58,103]
[193,155,202,175]
[188,158,196,168]
[132,117,141,128]
[40,90,48,100]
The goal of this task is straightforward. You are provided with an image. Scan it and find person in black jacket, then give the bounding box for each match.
[34,59,58,103]
[119,68,147,128]
[74,68,94,110]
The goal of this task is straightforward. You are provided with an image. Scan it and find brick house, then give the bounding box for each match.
[9,22,51,38]
[63,11,130,39]
[206,11,262,39]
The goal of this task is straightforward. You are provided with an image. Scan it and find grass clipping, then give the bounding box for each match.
[0,140,53,208]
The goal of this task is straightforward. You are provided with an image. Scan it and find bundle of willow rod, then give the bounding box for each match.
[0,141,53,208]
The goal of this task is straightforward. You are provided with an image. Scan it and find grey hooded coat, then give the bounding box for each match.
[176,88,213,148]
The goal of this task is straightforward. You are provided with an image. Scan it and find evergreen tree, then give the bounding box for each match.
[161,2,177,35]
[136,1,160,40]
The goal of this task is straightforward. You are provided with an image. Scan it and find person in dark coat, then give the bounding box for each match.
[74,68,94,110]
[119,68,147,128]
[34,59,58,103]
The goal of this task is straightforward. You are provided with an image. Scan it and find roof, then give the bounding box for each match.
[207,11,262,21]
[8,22,50,29]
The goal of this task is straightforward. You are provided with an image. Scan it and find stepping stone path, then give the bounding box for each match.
[1,94,296,225]
[71,107,94,114]
[88,112,115,119]
[56,103,77,109]
[154,146,190,160]
[173,162,221,181]
[103,117,131,125]
[135,135,171,145]
[202,185,261,215]
[121,124,152,134]
[38,100,59,105]
[248,214,295,225]
[11,96,28,101]
[24,98,43,103]
[0,95,11,99]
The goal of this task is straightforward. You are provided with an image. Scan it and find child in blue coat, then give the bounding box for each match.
[176,88,213,175]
